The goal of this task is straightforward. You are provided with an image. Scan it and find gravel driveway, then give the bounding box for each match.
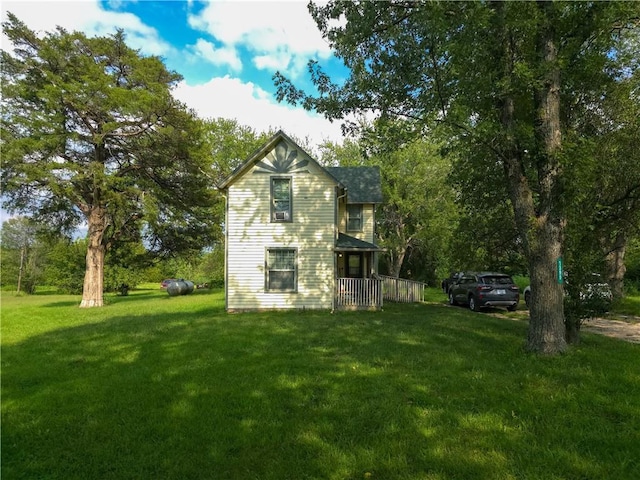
[582,317,640,344]
[482,308,640,344]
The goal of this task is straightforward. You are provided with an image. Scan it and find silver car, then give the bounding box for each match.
[523,274,612,309]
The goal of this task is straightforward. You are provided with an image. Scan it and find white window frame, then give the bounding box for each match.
[271,177,292,222]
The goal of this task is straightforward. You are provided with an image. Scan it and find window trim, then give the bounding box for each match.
[346,204,363,232]
[265,247,298,293]
[270,176,292,223]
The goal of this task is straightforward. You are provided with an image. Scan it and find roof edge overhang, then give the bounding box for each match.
[335,232,384,252]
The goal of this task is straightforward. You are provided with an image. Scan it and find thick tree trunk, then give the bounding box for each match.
[496,1,567,353]
[79,206,107,308]
[521,2,568,353]
[527,227,567,352]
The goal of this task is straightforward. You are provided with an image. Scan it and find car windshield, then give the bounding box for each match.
[482,276,513,285]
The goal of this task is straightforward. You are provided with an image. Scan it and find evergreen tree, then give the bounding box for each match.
[1,14,216,307]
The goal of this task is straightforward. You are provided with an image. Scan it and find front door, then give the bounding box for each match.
[346,253,363,278]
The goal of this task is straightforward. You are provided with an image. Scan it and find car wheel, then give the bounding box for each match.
[469,295,480,312]
[524,291,531,308]
[507,304,517,312]
[449,292,457,306]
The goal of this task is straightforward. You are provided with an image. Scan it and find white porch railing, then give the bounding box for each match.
[335,277,383,310]
[380,275,426,303]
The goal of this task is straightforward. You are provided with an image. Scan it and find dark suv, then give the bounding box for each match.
[448,272,520,312]
[441,271,464,293]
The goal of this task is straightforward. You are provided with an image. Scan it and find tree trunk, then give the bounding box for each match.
[79,206,107,308]
[390,244,408,278]
[17,246,25,293]
[604,232,626,299]
[520,2,568,353]
[495,1,567,354]
[564,317,581,345]
[527,228,567,353]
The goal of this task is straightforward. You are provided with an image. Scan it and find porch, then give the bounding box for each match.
[334,276,426,310]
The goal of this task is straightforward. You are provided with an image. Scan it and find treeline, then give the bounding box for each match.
[0,216,224,294]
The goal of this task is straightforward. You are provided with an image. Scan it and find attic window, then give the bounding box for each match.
[347,204,363,231]
[271,177,292,222]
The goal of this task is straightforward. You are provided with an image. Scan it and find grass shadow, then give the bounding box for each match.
[2,300,639,479]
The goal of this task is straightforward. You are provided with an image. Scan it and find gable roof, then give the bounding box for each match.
[218,131,383,205]
[217,130,341,190]
[326,166,383,204]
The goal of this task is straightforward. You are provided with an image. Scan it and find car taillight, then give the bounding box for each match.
[510,285,519,291]
[477,286,492,291]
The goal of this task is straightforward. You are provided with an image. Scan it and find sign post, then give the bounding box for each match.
[557,257,564,284]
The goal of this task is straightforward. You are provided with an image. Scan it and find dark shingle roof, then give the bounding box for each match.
[326,166,383,204]
[335,233,382,251]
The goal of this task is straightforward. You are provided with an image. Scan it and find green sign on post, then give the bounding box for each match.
[557,257,564,284]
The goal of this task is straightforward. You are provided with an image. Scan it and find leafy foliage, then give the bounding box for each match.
[44,239,87,294]
[1,14,218,305]
[103,242,151,293]
[0,217,46,293]
[274,1,640,352]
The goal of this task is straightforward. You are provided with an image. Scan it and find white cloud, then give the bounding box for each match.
[173,76,344,150]
[1,0,347,150]
[189,38,242,71]
[253,50,292,71]
[1,0,172,58]
[187,1,332,74]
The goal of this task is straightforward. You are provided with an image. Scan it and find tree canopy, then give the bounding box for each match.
[1,14,217,307]
[275,1,640,353]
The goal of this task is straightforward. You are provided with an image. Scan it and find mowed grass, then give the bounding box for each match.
[2,287,639,480]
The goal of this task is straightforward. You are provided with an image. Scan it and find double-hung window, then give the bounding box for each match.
[271,177,292,222]
[347,204,363,232]
[266,248,297,292]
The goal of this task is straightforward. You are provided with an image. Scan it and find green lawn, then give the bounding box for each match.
[2,287,639,479]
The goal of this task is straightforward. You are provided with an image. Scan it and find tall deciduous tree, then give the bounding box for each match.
[566,71,640,300]
[275,1,639,354]
[0,216,43,293]
[1,14,216,307]
[204,118,273,185]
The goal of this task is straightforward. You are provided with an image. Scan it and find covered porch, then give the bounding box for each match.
[334,232,382,310]
[333,234,426,310]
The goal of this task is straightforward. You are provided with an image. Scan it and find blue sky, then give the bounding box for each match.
[1,0,351,148]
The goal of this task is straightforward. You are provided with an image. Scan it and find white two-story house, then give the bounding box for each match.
[218,130,383,312]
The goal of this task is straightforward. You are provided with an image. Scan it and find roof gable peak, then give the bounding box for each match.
[218,130,333,189]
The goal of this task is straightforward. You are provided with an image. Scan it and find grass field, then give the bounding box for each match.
[2,286,639,479]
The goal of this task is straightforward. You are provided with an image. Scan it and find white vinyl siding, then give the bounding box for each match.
[226,146,336,310]
[337,202,376,243]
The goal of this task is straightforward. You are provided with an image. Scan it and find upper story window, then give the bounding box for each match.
[271,177,292,222]
[347,204,363,231]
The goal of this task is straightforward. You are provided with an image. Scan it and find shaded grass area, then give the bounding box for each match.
[2,288,639,479]
[613,295,640,319]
